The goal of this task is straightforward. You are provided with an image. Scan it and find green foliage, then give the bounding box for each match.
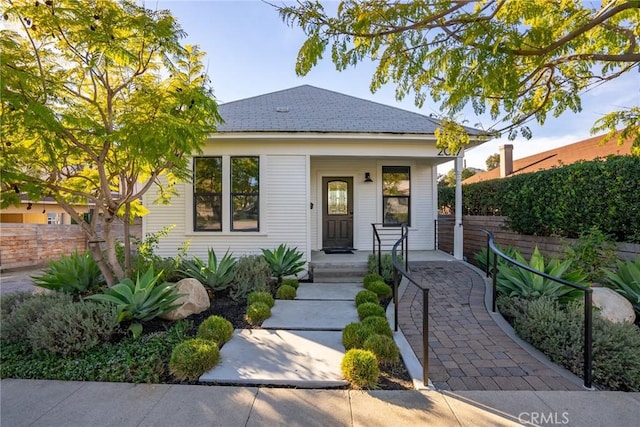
[363,334,400,366]
[342,322,375,350]
[169,338,220,381]
[0,1,221,286]
[27,300,117,356]
[440,167,481,187]
[364,281,393,299]
[486,153,500,171]
[366,254,401,284]
[0,293,73,343]
[229,255,271,301]
[357,302,386,321]
[276,284,297,300]
[514,298,640,391]
[196,316,234,346]
[1,321,190,384]
[247,291,275,309]
[447,156,640,243]
[473,246,519,273]
[497,247,589,303]
[245,302,271,325]
[262,244,305,280]
[363,273,385,288]
[281,278,300,289]
[179,249,237,291]
[32,251,104,294]
[341,349,379,389]
[361,316,393,338]
[278,2,639,153]
[87,266,182,338]
[604,257,640,311]
[355,290,379,307]
[564,227,618,283]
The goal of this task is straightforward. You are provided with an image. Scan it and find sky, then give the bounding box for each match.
[156,0,639,173]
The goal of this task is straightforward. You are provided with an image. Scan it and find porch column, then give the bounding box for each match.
[453,155,464,260]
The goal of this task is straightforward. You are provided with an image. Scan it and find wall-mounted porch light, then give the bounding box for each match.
[364,172,373,183]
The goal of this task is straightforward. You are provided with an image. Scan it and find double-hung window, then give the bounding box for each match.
[193,156,260,232]
[382,166,410,226]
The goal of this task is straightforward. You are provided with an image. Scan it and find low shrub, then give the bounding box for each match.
[196,315,234,346]
[0,293,73,343]
[367,254,402,284]
[363,334,400,366]
[1,321,189,383]
[32,250,104,294]
[604,256,640,311]
[169,338,220,381]
[357,302,385,321]
[363,273,384,288]
[281,278,300,289]
[276,284,296,300]
[246,302,271,325]
[341,349,379,389]
[564,227,618,283]
[355,290,379,307]
[361,316,393,338]
[514,297,640,391]
[229,255,271,301]
[365,281,393,299]
[27,300,118,356]
[247,291,275,308]
[342,322,375,350]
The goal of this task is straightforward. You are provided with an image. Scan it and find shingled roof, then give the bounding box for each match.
[216,85,484,136]
[463,132,634,184]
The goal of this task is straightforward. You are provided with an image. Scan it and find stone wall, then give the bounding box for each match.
[0,224,87,270]
[437,215,640,264]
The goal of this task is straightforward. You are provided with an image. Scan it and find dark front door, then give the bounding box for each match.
[322,177,353,249]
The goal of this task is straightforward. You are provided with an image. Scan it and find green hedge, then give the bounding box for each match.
[438,156,640,243]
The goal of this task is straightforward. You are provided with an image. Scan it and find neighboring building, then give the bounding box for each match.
[142,85,489,265]
[0,195,90,224]
[463,133,634,184]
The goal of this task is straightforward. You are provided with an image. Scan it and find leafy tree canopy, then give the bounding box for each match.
[486,153,500,171]
[278,0,640,154]
[0,0,221,285]
[439,167,483,187]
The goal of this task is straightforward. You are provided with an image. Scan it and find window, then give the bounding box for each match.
[194,157,222,231]
[382,166,410,226]
[231,156,259,231]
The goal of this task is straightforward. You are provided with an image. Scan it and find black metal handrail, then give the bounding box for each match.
[390,224,429,385]
[481,229,593,389]
[372,223,408,275]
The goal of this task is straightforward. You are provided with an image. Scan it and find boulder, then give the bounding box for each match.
[160,278,210,321]
[592,287,636,324]
[32,286,54,296]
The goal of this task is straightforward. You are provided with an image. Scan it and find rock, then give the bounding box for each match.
[32,286,54,296]
[592,287,635,324]
[160,278,210,320]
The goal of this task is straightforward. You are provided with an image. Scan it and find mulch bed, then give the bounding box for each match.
[144,289,414,390]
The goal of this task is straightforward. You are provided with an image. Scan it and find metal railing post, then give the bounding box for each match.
[423,288,429,385]
[491,252,497,312]
[486,238,490,278]
[393,266,399,332]
[584,290,593,389]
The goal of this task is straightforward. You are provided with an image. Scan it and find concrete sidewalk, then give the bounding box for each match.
[2,379,639,427]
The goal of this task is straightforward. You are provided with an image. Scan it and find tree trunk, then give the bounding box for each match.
[124,202,132,277]
[102,213,125,282]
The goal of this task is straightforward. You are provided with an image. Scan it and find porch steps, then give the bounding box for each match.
[310,263,369,283]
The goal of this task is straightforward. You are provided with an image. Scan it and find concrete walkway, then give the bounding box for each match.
[199,282,362,387]
[2,379,639,427]
[399,261,583,391]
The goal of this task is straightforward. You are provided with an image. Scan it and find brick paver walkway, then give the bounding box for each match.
[398,261,582,391]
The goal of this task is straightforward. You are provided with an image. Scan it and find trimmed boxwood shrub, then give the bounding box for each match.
[247,291,275,308]
[246,302,271,325]
[361,316,393,337]
[276,284,296,300]
[281,278,300,289]
[341,349,379,389]
[355,290,379,307]
[169,338,220,381]
[197,315,234,346]
[357,302,386,321]
[440,156,640,243]
[363,334,400,366]
[342,322,375,350]
[365,281,393,299]
[363,273,385,288]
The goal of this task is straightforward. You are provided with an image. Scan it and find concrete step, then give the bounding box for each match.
[311,265,369,283]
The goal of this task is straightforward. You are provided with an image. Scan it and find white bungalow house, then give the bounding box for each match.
[142,85,485,269]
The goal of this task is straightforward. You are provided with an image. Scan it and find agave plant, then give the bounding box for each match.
[497,247,588,304]
[178,249,236,291]
[604,257,640,311]
[473,245,519,273]
[33,251,104,294]
[262,244,305,281]
[87,266,182,338]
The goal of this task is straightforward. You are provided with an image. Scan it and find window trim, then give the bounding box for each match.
[382,165,411,226]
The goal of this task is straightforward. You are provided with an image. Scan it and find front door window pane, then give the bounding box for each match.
[327,181,348,215]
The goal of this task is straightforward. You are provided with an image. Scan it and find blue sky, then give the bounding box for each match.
[158,0,639,173]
